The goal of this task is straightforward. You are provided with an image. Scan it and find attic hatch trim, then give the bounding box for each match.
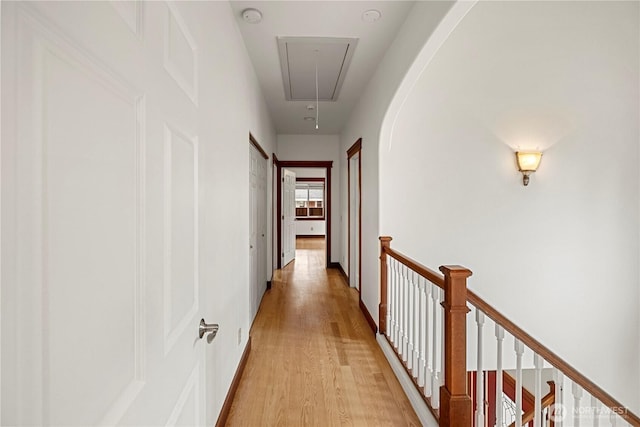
[277,36,359,102]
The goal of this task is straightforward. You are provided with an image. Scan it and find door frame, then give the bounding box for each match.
[248,133,269,304]
[273,155,333,268]
[347,138,362,292]
[249,133,269,160]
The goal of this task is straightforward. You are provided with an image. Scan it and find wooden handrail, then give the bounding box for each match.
[503,371,535,409]
[507,381,555,427]
[467,290,640,426]
[383,246,445,288]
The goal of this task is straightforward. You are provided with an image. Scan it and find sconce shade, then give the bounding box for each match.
[515,151,542,186]
[516,151,542,172]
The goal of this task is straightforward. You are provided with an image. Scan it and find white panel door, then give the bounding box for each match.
[282,169,296,267]
[249,145,268,320]
[257,152,267,296]
[1,2,207,426]
[249,147,259,319]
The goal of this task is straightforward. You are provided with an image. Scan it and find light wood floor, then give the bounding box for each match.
[226,237,420,426]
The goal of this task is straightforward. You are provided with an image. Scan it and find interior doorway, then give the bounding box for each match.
[274,157,333,269]
[347,139,362,291]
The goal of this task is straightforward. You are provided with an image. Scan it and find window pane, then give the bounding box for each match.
[295,189,308,201]
[308,188,323,200]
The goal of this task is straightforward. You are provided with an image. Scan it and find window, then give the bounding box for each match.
[295,180,325,219]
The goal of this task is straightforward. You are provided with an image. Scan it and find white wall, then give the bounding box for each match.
[381,0,639,412]
[339,1,455,319]
[246,57,277,290]
[296,221,325,236]
[289,167,325,179]
[277,134,340,262]
[196,3,276,423]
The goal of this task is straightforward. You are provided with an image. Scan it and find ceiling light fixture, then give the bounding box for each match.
[306,104,315,111]
[241,8,262,24]
[362,9,382,23]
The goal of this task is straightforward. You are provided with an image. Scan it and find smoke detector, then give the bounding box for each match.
[242,8,263,24]
[362,9,381,23]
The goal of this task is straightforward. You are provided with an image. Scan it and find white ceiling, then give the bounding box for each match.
[230,1,415,135]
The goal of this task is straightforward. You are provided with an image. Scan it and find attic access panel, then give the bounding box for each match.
[277,37,358,102]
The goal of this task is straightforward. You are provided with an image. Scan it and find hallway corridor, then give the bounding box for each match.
[226,238,421,426]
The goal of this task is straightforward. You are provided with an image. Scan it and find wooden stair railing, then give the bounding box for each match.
[379,236,472,425]
[507,381,556,427]
[481,371,536,427]
[379,236,640,427]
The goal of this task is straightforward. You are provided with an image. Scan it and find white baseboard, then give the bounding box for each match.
[377,334,439,427]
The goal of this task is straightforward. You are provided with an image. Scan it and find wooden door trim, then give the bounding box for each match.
[249,132,269,160]
[296,177,325,182]
[347,138,362,294]
[347,138,362,158]
[274,158,333,268]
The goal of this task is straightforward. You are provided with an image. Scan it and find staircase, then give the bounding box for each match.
[378,236,640,427]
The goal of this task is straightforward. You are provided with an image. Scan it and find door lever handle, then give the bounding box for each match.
[199,318,219,342]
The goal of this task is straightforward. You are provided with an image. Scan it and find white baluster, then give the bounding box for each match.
[396,260,401,345]
[386,256,395,341]
[495,325,505,427]
[515,339,525,427]
[439,291,445,407]
[431,287,441,409]
[553,369,564,427]
[414,276,420,371]
[391,259,398,346]
[402,265,408,360]
[395,262,401,350]
[406,269,414,369]
[405,266,411,361]
[573,383,583,427]
[475,309,486,427]
[397,262,403,346]
[534,354,543,427]
[591,395,599,427]
[417,276,426,388]
[608,410,616,426]
[424,282,432,397]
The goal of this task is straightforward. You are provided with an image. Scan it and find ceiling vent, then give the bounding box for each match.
[277,37,358,102]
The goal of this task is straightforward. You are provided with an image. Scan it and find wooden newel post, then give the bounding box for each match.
[379,236,392,335]
[439,265,473,427]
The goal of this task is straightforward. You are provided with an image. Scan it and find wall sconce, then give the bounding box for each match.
[515,151,542,186]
